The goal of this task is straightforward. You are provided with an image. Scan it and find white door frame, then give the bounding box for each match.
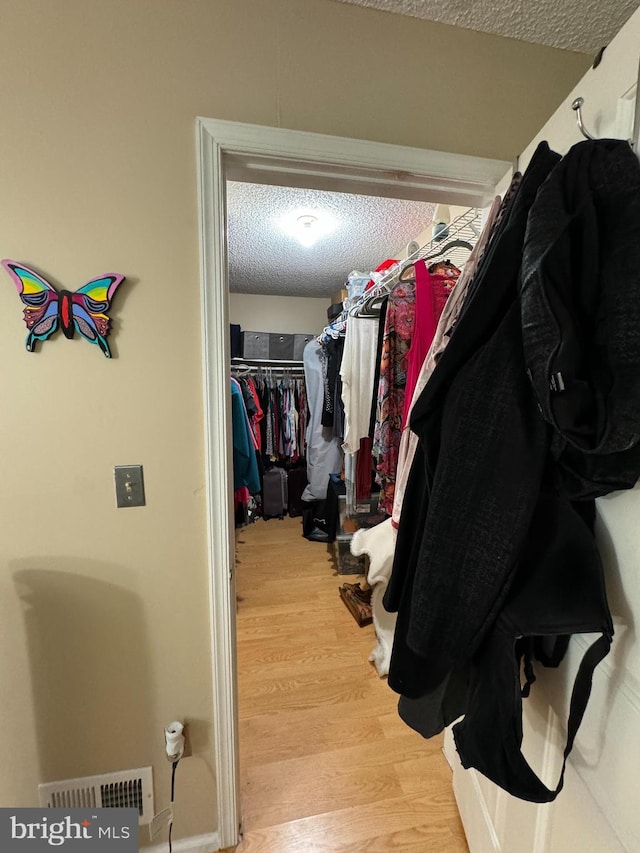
[195,116,510,849]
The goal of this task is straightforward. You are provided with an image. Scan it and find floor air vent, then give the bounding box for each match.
[38,766,154,824]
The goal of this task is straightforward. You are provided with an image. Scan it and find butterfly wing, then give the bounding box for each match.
[1,260,60,352]
[71,274,126,358]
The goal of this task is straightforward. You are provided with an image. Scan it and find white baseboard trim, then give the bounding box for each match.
[147,831,220,853]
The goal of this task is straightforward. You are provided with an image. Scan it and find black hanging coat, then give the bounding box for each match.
[385,138,640,802]
[521,138,640,498]
[384,142,561,698]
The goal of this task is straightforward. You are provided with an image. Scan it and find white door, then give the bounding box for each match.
[447,9,640,852]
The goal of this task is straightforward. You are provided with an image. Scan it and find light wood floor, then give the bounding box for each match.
[231,515,469,852]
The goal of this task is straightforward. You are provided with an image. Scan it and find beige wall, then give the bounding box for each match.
[229,293,327,336]
[0,0,590,843]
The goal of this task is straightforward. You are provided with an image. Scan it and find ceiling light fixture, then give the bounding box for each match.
[277,209,339,248]
[295,214,319,246]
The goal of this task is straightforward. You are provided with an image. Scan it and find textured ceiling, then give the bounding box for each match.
[227,182,435,297]
[329,0,639,53]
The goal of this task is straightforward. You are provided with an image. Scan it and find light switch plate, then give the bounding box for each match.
[114,465,146,508]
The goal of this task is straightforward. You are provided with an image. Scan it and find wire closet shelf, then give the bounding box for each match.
[364,205,483,301]
[317,206,483,335]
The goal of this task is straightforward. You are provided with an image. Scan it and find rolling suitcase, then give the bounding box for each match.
[262,467,288,519]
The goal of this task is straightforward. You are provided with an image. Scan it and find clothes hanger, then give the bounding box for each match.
[389,258,419,284]
[399,263,415,282]
[351,291,387,318]
[318,313,347,343]
[423,238,473,263]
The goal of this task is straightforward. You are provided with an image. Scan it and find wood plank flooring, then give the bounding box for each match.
[233,515,469,852]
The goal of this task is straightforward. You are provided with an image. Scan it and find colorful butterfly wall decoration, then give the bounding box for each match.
[2,260,126,358]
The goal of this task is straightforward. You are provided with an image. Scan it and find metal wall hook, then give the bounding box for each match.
[571,97,597,141]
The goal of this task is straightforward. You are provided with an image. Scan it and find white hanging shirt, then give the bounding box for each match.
[340,315,379,454]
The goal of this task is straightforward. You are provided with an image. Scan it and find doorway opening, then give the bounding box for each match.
[196,117,509,849]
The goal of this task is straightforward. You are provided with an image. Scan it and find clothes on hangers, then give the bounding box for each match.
[386,141,559,699]
[382,138,640,804]
[251,371,308,463]
[302,339,343,502]
[402,259,459,429]
[317,314,347,344]
[340,312,384,513]
[371,257,459,515]
[371,275,415,515]
[356,436,373,502]
[358,207,497,684]
[296,379,308,459]
[341,313,381,455]
[320,343,336,428]
[232,364,309,525]
[236,375,263,451]
[391,194,504,528]
[231,359,308,459]
[368,298,388,437]
[323,335,346,439]
[230,377,261,498]
[357,196,504,692]
[351,300,389,505]
[313,213,479,518]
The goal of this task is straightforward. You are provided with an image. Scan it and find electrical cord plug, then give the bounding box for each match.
[164,721,185,762]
